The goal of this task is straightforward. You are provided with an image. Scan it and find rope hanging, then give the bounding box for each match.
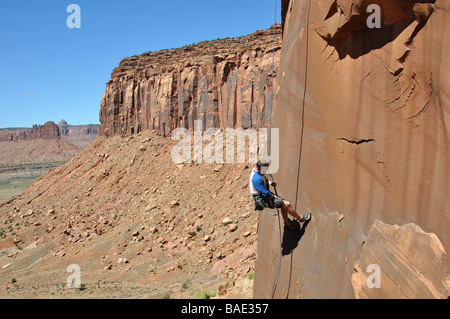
[268,0,312,300]
[269,0,282,300]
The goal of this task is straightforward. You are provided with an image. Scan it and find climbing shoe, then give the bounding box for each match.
[302,213,311,222]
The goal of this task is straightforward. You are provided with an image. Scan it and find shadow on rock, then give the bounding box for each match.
[281,219,310,256]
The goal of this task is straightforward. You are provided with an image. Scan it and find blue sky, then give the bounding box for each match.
[0,0,281,129]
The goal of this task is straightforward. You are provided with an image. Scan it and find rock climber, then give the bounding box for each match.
[250,159,311,230]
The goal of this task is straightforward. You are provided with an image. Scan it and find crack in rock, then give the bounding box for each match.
[337,138,375,145]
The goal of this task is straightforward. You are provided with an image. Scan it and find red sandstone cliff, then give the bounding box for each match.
[0,121,60,142]
[254,0,449,298]
[99,26,282,137]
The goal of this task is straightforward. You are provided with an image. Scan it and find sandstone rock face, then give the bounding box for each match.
[29,121,60,140]
[315,0,436,41]
[0,121,60,142]
[254,0,448,298]
[352,220,449,299]
[99,26,282,137]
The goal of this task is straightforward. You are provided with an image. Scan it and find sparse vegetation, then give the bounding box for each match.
[195,291,217,299]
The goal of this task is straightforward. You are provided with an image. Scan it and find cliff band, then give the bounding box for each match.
[99,26,282,137]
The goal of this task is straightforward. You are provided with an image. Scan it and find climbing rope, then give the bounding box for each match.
[268,0,277,153]
[268,0,282,300]
[268,0,312,300]
[293,0,312,214]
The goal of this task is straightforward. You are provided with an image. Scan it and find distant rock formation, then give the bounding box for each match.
[58,120,100,148]
[99,25,282,137]
[0,120,99,148]
[0,121,60,142]
[30,121,60,140]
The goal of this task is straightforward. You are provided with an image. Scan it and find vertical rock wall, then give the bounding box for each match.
[254,0,449,298]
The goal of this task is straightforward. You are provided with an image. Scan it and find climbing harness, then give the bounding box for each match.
[268,0,312,300]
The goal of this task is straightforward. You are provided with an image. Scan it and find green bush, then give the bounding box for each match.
[195,291,217,299]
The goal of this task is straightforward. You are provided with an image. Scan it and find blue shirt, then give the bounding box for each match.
[249,167,272,199]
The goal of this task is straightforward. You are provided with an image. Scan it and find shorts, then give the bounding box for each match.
[253,194,283,211]
[268,196,283,209]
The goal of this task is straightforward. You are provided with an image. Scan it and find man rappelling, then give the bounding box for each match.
[250,160,311,230]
